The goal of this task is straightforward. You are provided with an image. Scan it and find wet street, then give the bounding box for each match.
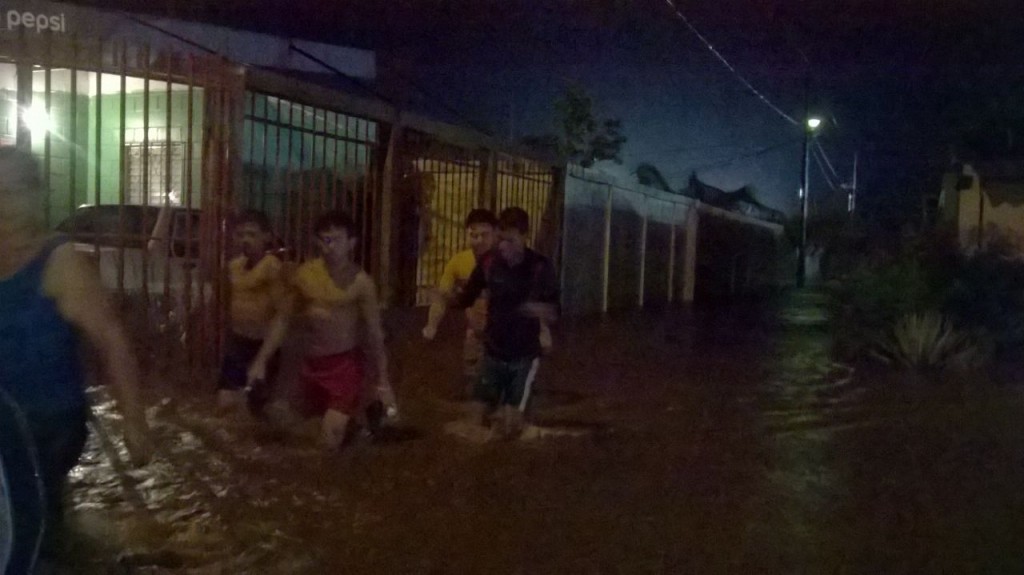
[65,291,1024,573]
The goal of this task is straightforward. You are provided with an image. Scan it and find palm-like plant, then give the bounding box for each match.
[874,312,987,371]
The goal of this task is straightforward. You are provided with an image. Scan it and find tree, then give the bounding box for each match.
[522,85,626,167]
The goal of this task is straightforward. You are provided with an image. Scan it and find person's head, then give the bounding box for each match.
[464,208,497,256]
[313,209,358,264]
[496,207,529,263]
[0,147,44,239]
[232,209,273,260]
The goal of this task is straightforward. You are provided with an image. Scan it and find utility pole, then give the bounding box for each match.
[845,151,858,214]
[797,123,812,288]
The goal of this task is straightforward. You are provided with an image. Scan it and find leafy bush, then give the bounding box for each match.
[945,238,1024,354]
[825,257,942,359]
[825,227,1024,368]
[872,312,990,370]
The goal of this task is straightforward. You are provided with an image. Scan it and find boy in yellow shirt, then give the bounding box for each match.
[248,210,397,450]
[217,210,286,415]
[422,209,497,398]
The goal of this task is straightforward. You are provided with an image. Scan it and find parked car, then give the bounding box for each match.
[55,204,212,323]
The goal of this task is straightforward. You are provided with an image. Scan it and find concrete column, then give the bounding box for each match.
[667,224,676,304]
[638,206,648,308]
[378,116,403,307]
[601,185,612,314]
[682,203,700,304]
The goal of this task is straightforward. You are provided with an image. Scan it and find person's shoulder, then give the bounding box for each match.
[294,257,322,276]
[255,253,283,274]
[450,248,475,263]
[43,239,100,297]
[354,269,376,288]
[524,248,550,266]
[292,258,323,288]
[228,255,247,272]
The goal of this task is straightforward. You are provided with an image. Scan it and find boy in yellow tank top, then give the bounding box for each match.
[218,210,286,415]
[422,209,496,398]
[248,210,397,450]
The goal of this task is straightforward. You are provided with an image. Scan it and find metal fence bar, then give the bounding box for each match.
[184,54,196,378]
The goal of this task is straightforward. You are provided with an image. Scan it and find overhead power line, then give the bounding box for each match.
[663,0,799,127]
[811,145,840,192]
[814,139,841,181]
[663,137,801,177]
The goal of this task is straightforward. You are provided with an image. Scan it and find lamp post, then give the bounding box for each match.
[796,116,822,288]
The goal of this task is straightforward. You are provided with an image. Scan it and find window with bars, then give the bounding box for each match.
[124,142,185,206]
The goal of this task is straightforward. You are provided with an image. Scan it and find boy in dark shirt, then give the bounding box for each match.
[453,207,558,439]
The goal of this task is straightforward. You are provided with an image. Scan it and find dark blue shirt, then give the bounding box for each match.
[0,238,87,417]
[457,248,558,361]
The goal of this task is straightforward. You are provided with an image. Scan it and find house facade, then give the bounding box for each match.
[939,160,1024,252]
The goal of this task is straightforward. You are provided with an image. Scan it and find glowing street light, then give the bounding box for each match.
[22,103,53,137]
[797,116,822,288]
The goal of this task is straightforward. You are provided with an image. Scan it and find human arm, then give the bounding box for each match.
[360,276,397,409]
[520,259,560,324]
[422,257,458,340]
[452,260,487,310]
[45,245,153,465]
[246,291,295,385]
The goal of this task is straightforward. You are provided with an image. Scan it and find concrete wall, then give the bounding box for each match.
[561,166,695,316]
[952,164,1024,251]
[561,166,786,316]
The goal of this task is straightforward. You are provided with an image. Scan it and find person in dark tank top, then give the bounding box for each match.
[0,147,153,573]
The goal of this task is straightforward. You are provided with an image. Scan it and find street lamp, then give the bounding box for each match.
[796,116,822,288]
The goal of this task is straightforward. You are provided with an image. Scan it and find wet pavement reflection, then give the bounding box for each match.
[59,291,1024,573]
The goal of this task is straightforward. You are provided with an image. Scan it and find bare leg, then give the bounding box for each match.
[217,389,244,412]
[468,401,491,427]
[504,406,524,439]
[321,409,351,450]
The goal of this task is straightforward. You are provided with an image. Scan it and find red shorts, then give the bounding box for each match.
[301,349,365,415]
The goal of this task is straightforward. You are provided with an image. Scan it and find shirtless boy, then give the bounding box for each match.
[248,210,396,450]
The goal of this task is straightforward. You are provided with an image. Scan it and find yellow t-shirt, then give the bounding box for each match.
[292,258,361,314]
[438,248,478,293]
[440,248,487,331]
[229,254,284,333]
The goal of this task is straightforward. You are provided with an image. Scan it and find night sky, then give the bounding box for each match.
[81,0,1024,221]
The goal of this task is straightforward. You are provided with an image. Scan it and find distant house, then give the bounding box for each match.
[681,174,786,224]
[939,160,1024,252]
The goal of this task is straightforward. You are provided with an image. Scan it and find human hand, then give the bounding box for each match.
[520,302,557,323]
[123,416,155,467]
[247,360,267,387]
[422,324,437,341]
[539,324,553,354]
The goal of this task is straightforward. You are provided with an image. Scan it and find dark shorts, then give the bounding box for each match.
[301,349,366,416]
[0,398,88,575]
[219,334,279,413]
[474,354,540,412]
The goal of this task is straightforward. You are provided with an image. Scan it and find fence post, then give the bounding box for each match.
[667,223,676,304]
[378,114,402,307]
[601,184,612,314]
[682,203,700,304]
[481,149,498,210]
[638,200,647,309]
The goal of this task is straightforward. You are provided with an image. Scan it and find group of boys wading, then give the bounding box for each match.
[0,144,559,572]
[219,204,557,446]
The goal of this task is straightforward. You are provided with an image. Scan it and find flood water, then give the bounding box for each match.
[57,291,1024,573]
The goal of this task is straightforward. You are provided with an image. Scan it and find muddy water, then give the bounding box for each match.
[58,293,1024,573]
